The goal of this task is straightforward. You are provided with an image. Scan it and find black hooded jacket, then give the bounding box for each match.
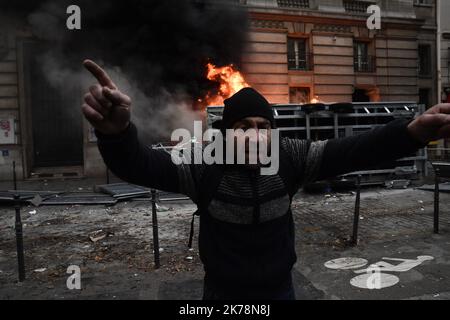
[96,116,424,298]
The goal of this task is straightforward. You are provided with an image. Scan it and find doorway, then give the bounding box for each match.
[418,88,430,109]
[352,88,370,102]
[23,41,83,168]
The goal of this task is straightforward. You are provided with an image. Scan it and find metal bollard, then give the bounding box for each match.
[351,175,362,246]
[14,194,25,282]
[13,161,17,191]
[434,168,440,234]
[106,168,110,185]
[151,189,160,269]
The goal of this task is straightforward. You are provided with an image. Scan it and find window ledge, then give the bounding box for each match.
[413,3,433,8]
[288,70,314,75]
[355,71,377,75]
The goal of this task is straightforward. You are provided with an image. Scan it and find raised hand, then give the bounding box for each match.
[82,59,131,135]
[408,103,450,145]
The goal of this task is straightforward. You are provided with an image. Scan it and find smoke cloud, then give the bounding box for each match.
[1,0,249,142]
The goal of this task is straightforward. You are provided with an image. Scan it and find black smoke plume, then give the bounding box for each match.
[1,0,249,141]
[2,0,249,106]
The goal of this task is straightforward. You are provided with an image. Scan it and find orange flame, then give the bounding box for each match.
[310,95,320,104]
[200,63,249,107]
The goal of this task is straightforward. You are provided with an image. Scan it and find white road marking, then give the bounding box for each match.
[324,257,368,270]
[350,272,399,290]
[325,255,434,290]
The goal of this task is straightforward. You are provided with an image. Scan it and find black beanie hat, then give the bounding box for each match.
[221,87,275,129]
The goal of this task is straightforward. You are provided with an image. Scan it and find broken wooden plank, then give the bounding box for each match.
[41,193,117,205]
[96,183,150,200]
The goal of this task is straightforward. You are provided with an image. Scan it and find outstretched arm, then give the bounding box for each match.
[316,118,424,181]
[81,59,180,193]
[283,104,450,185]
[317,103,450,181]
[96,123,180,193]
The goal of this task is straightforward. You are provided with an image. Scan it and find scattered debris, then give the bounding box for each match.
[29,210,37,215]
[304,227,321,233]
[395,166,417,175]
[185,256,193,261]
[33,268,47,273]
[89,230,114,243]
[385,180,410,189]
[96,183,150,201]
[29,195,43,207]
[160,196,190,202]
[156,204,172,212]
[131,191,190,202]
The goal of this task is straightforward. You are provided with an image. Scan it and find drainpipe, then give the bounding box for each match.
[436,0,446,158]
[437,0,442,104]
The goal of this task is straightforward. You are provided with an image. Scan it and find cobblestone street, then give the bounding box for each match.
[1,178,449,299]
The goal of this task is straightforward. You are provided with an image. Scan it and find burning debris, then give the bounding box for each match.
[199,62,249,108]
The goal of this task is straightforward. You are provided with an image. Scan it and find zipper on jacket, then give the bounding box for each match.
[249,170,260,225]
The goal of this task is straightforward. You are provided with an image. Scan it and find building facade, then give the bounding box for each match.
[435,0,449,157]
[440,0,450,101]
[0,0,439,181]
[241,0,437,106]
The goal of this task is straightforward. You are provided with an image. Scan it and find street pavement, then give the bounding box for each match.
[0,178,449,300]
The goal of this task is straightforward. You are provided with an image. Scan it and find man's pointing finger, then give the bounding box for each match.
[83,59,117,90]
[103,87,131,106]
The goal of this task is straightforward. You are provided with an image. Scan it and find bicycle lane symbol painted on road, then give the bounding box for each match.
[324,256,434,290]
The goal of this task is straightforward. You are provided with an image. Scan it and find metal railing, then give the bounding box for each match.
[354,55,376,73]
[207,102,428,184]
[427,147,450,162]
[277,0,310,9]
[414,0,433,5]
[288,52,314,71]
[344,0,375,13]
